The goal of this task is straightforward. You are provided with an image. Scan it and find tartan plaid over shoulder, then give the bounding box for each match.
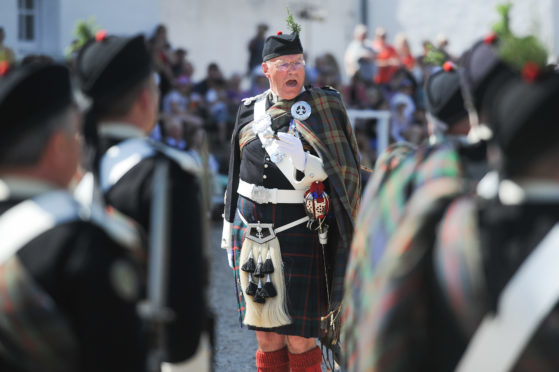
[266,86,362,307]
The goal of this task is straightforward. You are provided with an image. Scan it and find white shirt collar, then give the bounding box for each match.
[0,177,59,201]
[98,122,145,140]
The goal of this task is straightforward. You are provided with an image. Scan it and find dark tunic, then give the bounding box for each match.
[0,191,146,372]
[477,198,559,371]
[228,91,326,337]
[98,132,206,363]
[430,194,559,371]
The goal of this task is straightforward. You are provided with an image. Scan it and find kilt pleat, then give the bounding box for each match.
[232,195,327,338]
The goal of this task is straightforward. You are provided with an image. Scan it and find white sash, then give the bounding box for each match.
[0,192,81,265]
[100,138,201,192]
[457,222,559,372]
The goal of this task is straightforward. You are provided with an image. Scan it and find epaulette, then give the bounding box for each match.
[242,90,269,106]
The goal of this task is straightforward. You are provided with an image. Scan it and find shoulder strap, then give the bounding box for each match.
[100,138,201,192]
[242,89,269,106]
[74,172,143,251]
[100,138,156,192]
[0,191,81,265]
[150,140,201,176]
[456,222,559,372]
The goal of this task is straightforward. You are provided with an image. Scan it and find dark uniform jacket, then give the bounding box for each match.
[0,179,146,372]
[225,87,361,342]
[434,182,559,371]
[96,124,205,363]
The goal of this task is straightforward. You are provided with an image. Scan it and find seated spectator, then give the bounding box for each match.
[342,72,369,109]
[162,75,204,130]
[390,91,415,143]
[205,78,230,146]
[163,116,187,150]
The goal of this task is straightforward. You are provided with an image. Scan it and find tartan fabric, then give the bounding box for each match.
[434,197,487,335]
[342,142,464,372]
[265,87,362,309]
[238,123,255,152]
[232,195,327,338]
[0,255,78,372]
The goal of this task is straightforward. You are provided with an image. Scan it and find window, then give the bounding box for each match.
[18,0,37,42]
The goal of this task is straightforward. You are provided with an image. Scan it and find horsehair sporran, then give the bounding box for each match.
[239,238,291,327]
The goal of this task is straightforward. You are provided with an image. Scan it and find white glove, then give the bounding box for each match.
[221,221,234,269]
[274,132,306,171]
[226,246,234,269]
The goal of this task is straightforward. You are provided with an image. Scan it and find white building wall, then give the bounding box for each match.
[368,0,555,61]
[58,0,161,59]
[40,0,61,57]
[160,0,355,81]
[2,0,557,79]
[0,0,22,57]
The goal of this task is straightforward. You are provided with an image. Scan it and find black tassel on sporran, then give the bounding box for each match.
[254,251,264,278]
[262,249,274,274]
[253,278,266,303]
[245,273,257,296]
[263,274,277,297]
[241,250,256,273]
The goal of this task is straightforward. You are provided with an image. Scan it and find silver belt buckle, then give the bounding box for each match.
[251,185,270,204]
[245,222,275,243]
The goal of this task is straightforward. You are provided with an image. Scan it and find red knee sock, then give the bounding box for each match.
[256,347,289,372]
[288,346,322,372]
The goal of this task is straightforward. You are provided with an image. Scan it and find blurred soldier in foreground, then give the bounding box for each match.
[342,59,474,372]
[75,32,209,369]
[437,66,559,372]
[222,13,361,372]
[342,6,554,370]
[0,62,146,371]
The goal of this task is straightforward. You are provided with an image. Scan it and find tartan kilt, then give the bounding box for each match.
[232,195,328,338]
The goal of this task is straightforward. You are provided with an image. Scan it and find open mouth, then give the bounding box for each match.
[286,79,298,87]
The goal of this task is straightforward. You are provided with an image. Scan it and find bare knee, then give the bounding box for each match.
[256,331,286,352]
[286,335,316,354]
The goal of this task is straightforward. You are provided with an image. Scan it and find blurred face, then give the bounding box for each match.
[262,54,305,100]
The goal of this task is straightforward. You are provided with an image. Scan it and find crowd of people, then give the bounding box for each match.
[134,22,456,206]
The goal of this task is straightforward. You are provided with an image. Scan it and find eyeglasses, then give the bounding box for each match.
[273,60,306,72]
